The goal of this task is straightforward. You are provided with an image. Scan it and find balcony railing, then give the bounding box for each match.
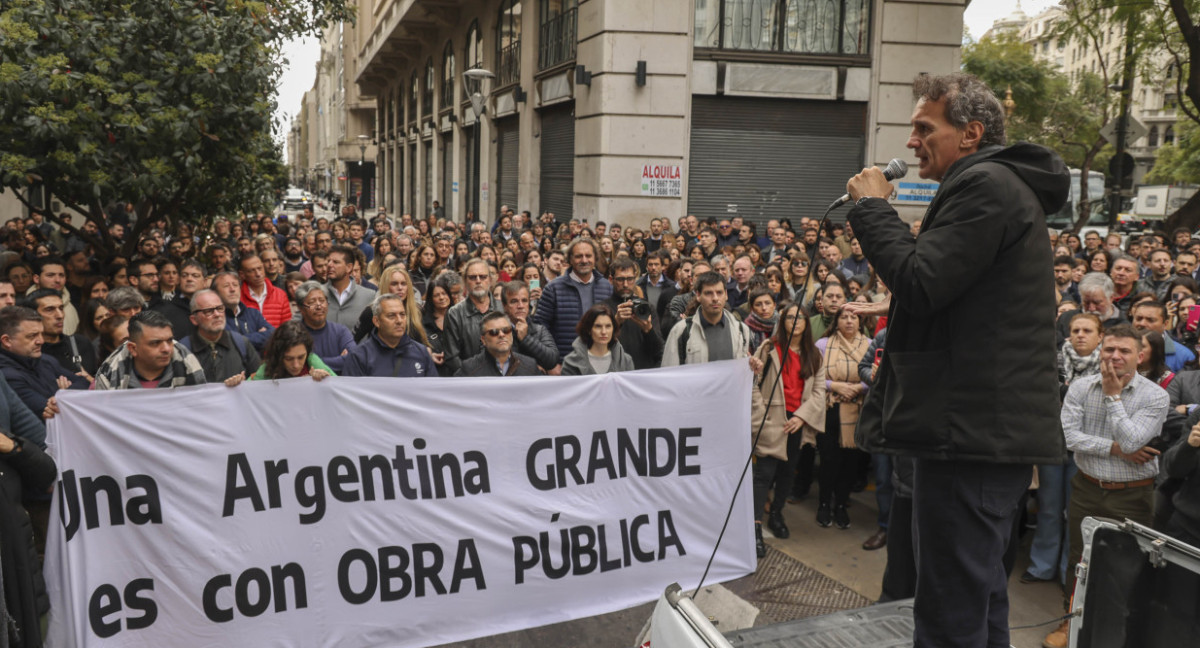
[539,8,578,70]
[498,42,521,87]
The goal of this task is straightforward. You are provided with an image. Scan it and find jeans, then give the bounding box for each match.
[1026,456,1076,582]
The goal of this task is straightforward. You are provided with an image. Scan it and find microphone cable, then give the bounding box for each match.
[690,197,849,599]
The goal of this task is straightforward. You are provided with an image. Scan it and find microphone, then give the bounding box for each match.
[832,158,909,208]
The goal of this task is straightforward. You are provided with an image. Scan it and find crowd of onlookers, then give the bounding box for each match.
[5,199,1200,647]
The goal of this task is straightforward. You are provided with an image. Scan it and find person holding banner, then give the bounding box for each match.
[94,310,207,390]
[251,320,334,381]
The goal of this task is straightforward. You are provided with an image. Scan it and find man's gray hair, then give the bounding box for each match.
[1078,272,1115,298]
[1111,253,1138,266]
[913,73,1006,148]
[189,289,220,312]
[433,270,462,291]
[104,286,146,311]
[371,292,405,317]
[501,280,529,303]
[294,281,324,304]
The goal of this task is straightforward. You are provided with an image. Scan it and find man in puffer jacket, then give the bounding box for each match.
[533,238,613,358]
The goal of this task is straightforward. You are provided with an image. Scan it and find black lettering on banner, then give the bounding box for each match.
[223,453,267,517]
[220,443,492,524]
[338,541,485,604]
[88,579,158,638]
[203,564,308,623]
[523,428,705,490]
[59,470,162,542]
[511,511,686,584]
[678,428,702,475]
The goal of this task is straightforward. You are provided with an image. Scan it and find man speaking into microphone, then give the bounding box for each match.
[845,73,1069,648]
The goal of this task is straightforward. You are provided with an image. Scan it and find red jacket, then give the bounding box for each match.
[240,281,291,328]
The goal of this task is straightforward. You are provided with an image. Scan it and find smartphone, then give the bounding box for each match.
[874,348,884,365]
[530,279,540,290]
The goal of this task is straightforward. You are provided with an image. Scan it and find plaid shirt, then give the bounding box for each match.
[1062,372,1167,482]
[94,342,207,390]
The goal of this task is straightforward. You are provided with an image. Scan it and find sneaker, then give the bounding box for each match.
[834,505,850,529]
[816,503,832,527]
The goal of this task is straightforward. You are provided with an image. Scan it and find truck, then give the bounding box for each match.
[1133,184,1197,218]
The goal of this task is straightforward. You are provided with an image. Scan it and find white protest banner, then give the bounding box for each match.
[45,361,755,647]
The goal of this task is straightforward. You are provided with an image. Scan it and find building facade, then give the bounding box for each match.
[1005,5,1180,187]
[332,0,968,229]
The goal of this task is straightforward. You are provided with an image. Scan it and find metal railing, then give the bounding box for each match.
[539,8,578,70]
[498,41,521,87]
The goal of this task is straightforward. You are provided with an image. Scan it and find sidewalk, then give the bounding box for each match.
[770,489,1067,648]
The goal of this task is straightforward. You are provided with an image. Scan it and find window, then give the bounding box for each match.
[1165,126,1175,146]
[1149,126,1159,147]
[409,73,418,125]
[441,41,456,111]
[695,0,870,55]
[539,0,577,70]
[423,57,434,119]
[497,0,522,86]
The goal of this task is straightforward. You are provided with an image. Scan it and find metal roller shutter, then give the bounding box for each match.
[464,127,479,219]
[496,117,520,215]
[688,96,867,227]
[539,103,575,221]
[442,134,454,216]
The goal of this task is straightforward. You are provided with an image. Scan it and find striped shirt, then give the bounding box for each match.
[1061,373,1168,482]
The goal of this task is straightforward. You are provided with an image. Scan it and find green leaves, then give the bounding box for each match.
[0,0,352,258]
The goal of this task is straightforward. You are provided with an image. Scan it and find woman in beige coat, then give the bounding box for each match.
[750,301,826,557]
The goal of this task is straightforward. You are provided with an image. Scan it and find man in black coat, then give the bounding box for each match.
[846,73,1068,648]
[456,312,539,377]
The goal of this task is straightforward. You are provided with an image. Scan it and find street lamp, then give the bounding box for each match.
[463,68,494,221]
[357,134,370,166]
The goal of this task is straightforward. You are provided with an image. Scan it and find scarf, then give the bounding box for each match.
[743,313,777,351]
[824,331,870,448]
[1060,343,1100,385]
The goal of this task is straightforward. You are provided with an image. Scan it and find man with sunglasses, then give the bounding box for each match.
[456,312,539,377]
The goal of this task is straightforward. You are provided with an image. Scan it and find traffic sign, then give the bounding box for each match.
[1099,116,1148,148]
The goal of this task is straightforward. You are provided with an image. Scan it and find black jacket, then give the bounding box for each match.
[455,350,540,377]
[603,295,664,369]
[849,143,1069,464]
[0,348,88,430]
[151,293,195,342]
[0,436,56,648]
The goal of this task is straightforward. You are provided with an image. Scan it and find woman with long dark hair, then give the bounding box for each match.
[1139,330,1175,388]
[815,305,870,529]
[253,321,333,380]
[750,300,825,557]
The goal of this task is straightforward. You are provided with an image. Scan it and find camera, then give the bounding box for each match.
[631,298,653,319]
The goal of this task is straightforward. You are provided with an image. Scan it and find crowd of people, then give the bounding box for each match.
[3,190,1200,646]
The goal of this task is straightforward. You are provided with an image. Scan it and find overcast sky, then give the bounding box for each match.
[272,2,1062,160]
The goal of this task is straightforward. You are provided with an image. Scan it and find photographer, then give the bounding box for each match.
[603,257,663,369]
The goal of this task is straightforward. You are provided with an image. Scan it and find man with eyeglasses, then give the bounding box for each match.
[456,312,539,377]
[443,259,503,376]
[343,294,436,377]
[180,289,259,385]
[716,219,738,249]
[295,281,356,374]
[604,257,663,370]
[129,258,163,310]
